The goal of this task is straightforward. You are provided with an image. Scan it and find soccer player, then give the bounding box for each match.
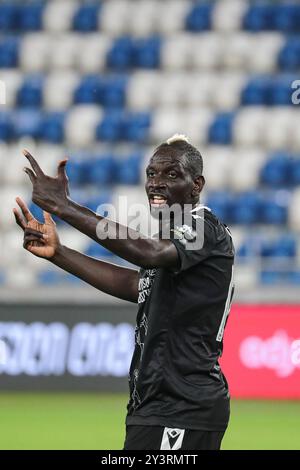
[13,135,234,450]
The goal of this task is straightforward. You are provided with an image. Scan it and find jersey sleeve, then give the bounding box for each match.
[168,216,215,274]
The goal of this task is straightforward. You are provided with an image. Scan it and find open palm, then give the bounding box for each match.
[13,197,60,259]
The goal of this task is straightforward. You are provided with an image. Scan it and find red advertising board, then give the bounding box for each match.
[220,305,300,399]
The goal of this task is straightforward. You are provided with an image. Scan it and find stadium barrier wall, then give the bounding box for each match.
[0,303,300,398]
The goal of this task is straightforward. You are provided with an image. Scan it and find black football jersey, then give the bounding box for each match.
[126,206,235,431]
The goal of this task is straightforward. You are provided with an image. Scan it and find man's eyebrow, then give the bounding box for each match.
[146,162,183,171]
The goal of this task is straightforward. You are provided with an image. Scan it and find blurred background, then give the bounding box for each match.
[0,0,300,450]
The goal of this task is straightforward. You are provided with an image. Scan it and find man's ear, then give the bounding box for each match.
[192,175,205,196]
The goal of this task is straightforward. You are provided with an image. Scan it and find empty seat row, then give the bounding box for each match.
[205,190,291,225]
[4,71,298,110]
[2,2,300,34]
[1,107,300,150]
[238,234,298,258]
[1,32,294,73]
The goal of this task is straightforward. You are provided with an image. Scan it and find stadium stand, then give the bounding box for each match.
[0,0,300,294]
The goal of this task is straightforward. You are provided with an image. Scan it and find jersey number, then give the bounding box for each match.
[216,267,234,342]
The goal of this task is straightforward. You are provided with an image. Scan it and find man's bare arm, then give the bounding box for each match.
[21,149,180,270]
[14,200,139,303]
[50,245,139,303]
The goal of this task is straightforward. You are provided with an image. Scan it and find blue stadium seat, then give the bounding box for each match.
[241,77,270,106]
[243,4,275,31]
[83,190,112,214]
[85,242,113,258]
[278,38,300,71]
[73,75,102,104]
[39,112,65,143]
[287,270,300,285]
[65,159,89,186]
[28,202,44,223]
[261,235,296,258]
[260,270,284,285]
[231,191,261,225]
[237,236,262,259]
[106,37,134,70]
[208,113,235,145]
[16,74,44,108]
[0,112,13,141]
[72,2,101,32]
[64,273,84,284]
[260,195,288,225]
[13,109,42,139]
[133,36,161,69]
[17,2,45,32]
[0,36,19,67]
[205,191,232,223]
[185,2,214,31]
[113,153,142,185]
[260,153,291,187]
[274,5,300,33]
[96,110,124,142]
[123,112,151,142]
[88,155,114,185]
[0,4,19,31]
[101,75,127,108]
[290,158,300,186]
[37,271,60,285]
[269,76,297,105]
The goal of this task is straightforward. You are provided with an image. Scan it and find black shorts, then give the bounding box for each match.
[124,425,225,450]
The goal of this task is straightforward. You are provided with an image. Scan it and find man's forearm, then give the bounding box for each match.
[59,199,173,268]
[50,244,139,303]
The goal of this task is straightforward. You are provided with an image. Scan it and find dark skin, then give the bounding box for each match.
[14,148,205,303]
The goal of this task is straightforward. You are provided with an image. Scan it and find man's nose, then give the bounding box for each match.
[150,178,167,190]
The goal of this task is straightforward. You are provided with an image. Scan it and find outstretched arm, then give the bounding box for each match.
[21,149,179,270]
[50,245,139,303]
[14,198,139,303]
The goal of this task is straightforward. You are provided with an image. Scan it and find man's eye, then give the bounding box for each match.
[147,172,155,177]
[168,172,177,178]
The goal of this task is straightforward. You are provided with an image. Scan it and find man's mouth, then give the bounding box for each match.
[149,195,168,207]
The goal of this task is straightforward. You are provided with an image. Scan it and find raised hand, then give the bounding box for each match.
[13,197,61,259]
[22,149,70,216]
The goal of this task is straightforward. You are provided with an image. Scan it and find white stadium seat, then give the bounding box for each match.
[44,71,80,111]
[19,33,52,72]
[100,0,132,36]
[191,33,224,70]
[128,0,159,36]
[202,146,233,190]
[77,34,112,73]
[127,71,161,110]
[263,108,296,151]
[233,107,269,147]
[184,72,217,107]
[229,149,265,191]
[0,70,22,107]
[157,0,189,34]
[161,34,193,70]
[213,0,248,32]
[222,33,254,70]
[212,72,247,110]
[65,105,102,147]
[179,108,214,145]
[43,0,79,32]
[247,34,285,73]
[49,34,81,70]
